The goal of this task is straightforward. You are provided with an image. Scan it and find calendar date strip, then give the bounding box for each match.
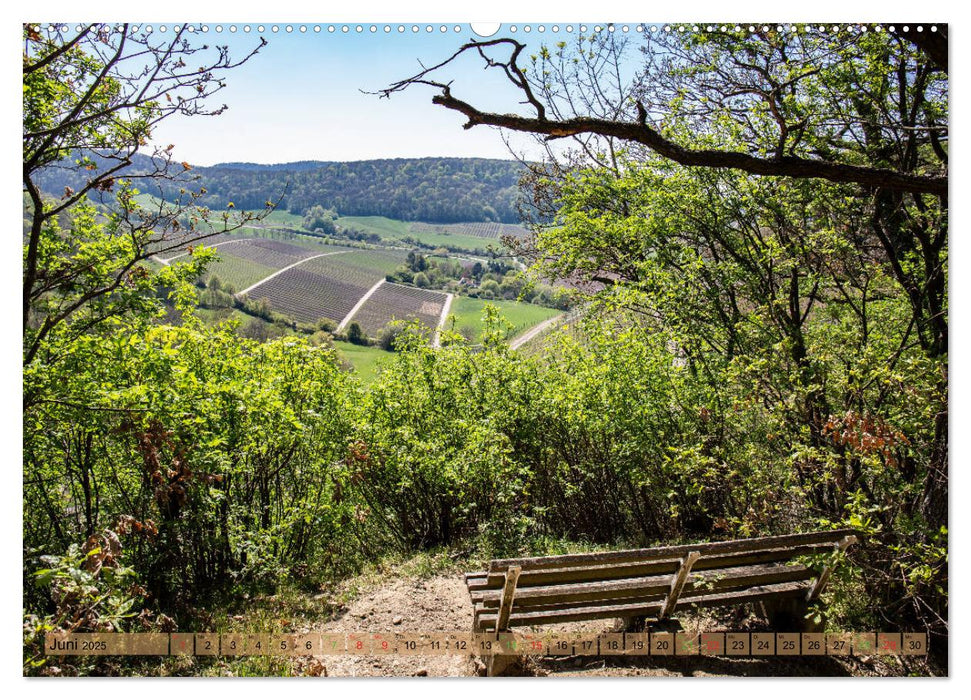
[45,631,927,657]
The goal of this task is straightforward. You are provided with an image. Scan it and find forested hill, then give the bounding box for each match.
[36,154,527,224]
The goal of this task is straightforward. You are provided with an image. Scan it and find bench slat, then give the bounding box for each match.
[471,559,682,591]
[474,581,808,630]
[473,563,813,609]
[470,543,836,591]
[486,529,858,572]
[466,576,488,589]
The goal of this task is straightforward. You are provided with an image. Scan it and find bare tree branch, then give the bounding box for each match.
[379,36,946,197]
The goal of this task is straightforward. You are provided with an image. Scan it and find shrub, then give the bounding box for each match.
[346,321,368,346]
[376,320,407,351]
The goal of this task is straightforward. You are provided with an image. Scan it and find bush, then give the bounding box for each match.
[376,320,407,351]
[23,523,159,674]
[302,205,337,234]
[346,321,368,346]
[24,324,356,614]
[350,333,531,548]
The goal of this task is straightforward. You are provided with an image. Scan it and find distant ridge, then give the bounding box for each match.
[210,156,522,171]
[35,154,528,224]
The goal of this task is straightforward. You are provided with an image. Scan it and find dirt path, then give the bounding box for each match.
[237,249,349,296]
[314,575,476,677]
[432,293,454,348]
[509,313,564,350]
[337,278,386,331]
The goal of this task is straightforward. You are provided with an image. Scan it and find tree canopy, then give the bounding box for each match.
[34,154,528,224]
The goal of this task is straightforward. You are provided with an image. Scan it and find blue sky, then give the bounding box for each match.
[149,25,599,166]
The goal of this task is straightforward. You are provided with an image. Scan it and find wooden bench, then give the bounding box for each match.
[465,529,858,645]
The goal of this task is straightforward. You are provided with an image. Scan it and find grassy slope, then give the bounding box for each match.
[333,341,392,383]
[134,193,504,255]
[445,296,562,341]
[262,209,305,226]
[335,215,411,238]
[338,215,501,253]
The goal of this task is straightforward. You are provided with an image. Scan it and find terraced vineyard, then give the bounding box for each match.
[252,253,403,323]
[301,249,405,283]
[203,252,277,292]
[326,249,407,276]
[218,239,315,269]
[349,283,448,336]
[188,241,409,325]
[409,221,530,240]
[245,265,365,324]
[151,231,245,260]
[169,235,557,348]
[195,238,344,292]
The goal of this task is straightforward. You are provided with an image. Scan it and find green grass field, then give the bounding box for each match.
[336,215,411,238]
[133,194,506,256]
[338,215,504,253]
[445,297,562,342]
[262,209,306,226]
[333,341,393,383]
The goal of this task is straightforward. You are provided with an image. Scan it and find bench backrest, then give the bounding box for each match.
[468,529,858,631]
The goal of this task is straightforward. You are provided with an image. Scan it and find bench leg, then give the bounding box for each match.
[485,653,524,677]
[646,618,683,634]
[474,622,525,677]
[621,615,647,632]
